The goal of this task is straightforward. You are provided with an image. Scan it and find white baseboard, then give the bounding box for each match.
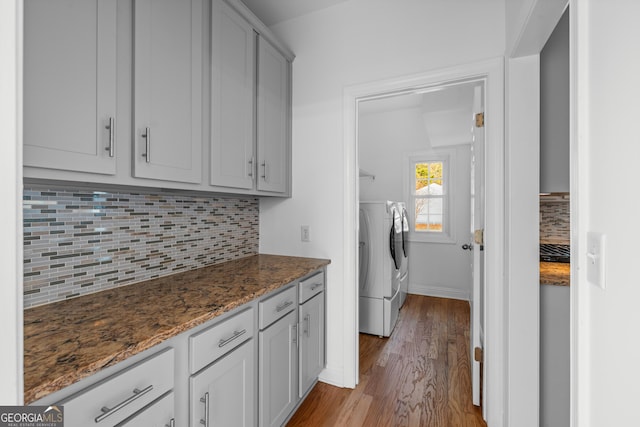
[318,365,347,388]
[408,282,470,301]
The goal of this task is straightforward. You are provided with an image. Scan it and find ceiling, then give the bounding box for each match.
[241,0,350,26]
[359,82,480,147]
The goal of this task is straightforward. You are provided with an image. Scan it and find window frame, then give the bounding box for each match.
[403,150,456,244]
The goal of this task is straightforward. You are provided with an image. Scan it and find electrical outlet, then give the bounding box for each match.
[301,225,310,242]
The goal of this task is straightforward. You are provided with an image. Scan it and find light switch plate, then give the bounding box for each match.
[587,232,606,289]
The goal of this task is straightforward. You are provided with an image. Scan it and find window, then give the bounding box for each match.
[405,151,455,243]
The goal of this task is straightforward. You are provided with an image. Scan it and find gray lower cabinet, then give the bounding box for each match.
[56,348,175,427]
[259,309,298,427]
[299,292,325,398]
[190,340,255,427]
[33,268,326,427]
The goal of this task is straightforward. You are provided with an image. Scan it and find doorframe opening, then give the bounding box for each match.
[342,57,505,425]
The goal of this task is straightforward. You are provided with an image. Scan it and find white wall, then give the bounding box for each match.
[506,55,540,427]
[540,8,570,193]
[358,106,472,300]
[0,0,23,405]
[259,0,505,387]
[574,1,640,425]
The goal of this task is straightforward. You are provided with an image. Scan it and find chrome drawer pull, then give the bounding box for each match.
[165,419,175,427]
[94,385,153,423]
[276,300,293,312]
[105,117,115,157]
[310,283,322,291]
[200,392,210,427]
[218,329,247,348]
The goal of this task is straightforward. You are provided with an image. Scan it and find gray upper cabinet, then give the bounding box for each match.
[210,0,292,195]
[24,0,117,175]
[210,0,256,190]
[257,36,289,194]
[23,0,293,196]
[133,0,203,184]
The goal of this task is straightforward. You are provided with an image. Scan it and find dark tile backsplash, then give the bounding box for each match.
[23,187,259,308]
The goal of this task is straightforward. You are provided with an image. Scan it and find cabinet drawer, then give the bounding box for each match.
[299,270,325,304]
[190,307,254,374]
[259,285,297,330]
[58,347,174,427]
[116,391,174,427]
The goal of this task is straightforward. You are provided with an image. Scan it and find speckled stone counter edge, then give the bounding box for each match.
[540,261,570,286]
[23,254,330,404]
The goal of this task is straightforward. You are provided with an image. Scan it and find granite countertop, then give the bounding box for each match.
[540,262,570,286]
[23,254,330,404]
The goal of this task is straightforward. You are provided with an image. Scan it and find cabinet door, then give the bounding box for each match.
[256,37,289,194]
[259,310,297,427]
[210,0,256,190]
[24,0,117,175]
[116,391,175,427]
[299,292,325,398]
[190,340,255,427]
[134,0,203,184]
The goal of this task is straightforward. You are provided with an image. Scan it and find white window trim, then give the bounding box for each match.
[403,149,456,244]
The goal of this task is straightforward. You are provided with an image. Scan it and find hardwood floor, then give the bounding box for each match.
[287,295,486,427]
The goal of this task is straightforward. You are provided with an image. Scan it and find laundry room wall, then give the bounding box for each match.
[359,105,473,300]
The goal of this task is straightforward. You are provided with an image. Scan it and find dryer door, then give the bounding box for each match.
[358,208,371,292]
[401,207,409,258]
[388,206,403,271]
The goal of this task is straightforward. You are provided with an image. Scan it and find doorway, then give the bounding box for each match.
[344,57,505,424]
[357,78,485,408]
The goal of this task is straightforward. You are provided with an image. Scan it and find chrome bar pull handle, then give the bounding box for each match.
[304,314,310,337]
[218,329,247,348]
[105,117,115,157]
[200,392,209,427]
[292,323,298,346]
[248,158,254,177]
[261,161,267,180]
[94,385,153,423]
[142,127,151,163]
[165,418,175,427]
[276,300,293,313]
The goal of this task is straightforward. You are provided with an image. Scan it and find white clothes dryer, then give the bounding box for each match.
[358,201,403,337]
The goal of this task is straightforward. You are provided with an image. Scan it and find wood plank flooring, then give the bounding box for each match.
[287,295,486,427]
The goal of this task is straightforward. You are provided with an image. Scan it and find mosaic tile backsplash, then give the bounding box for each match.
[540,196,570,244]
[23,187,259,308]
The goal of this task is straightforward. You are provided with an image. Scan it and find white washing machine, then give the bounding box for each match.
[359,201,404,337]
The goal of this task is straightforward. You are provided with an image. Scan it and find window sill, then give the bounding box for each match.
[408,233,456,244]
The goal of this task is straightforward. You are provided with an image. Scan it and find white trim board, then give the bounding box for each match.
[344,57,505,426]
[408,284,470,302]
